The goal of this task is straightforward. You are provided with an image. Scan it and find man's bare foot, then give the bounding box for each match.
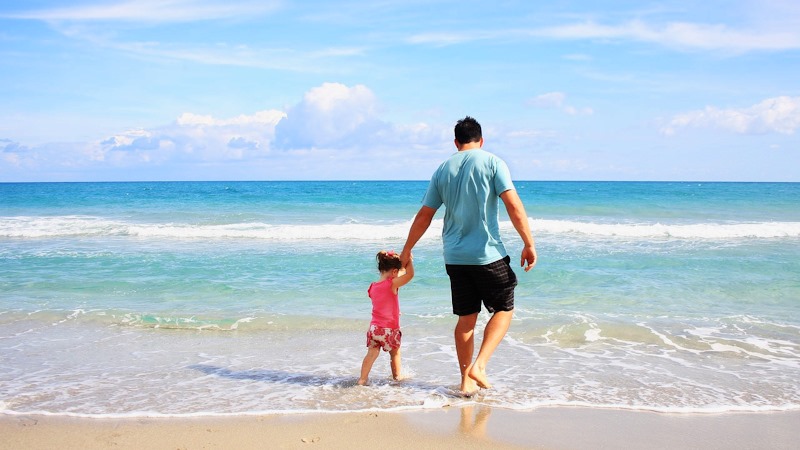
[468,366,493,389]
[357,378,368,386]
[460,376,478,396]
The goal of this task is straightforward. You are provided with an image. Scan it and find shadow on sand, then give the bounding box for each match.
[189,364,355,387]
[188,364,460,395]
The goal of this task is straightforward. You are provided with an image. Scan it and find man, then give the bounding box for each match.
[400,116,537,395]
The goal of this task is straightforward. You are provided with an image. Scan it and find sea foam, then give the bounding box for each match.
[2,216,799,240]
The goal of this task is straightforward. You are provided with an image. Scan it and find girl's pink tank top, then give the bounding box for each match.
[367,277,400,329]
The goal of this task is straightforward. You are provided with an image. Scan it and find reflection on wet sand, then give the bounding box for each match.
[459,405,492,439]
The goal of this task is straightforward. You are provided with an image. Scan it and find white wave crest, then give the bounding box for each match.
[2,216,799,240]
[0,216,435,241]
[530,219,800,239]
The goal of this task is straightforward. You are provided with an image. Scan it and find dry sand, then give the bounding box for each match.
[2,406,798,449]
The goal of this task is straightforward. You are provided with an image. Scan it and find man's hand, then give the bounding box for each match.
[500,190,537,272]
[400,251,412,268]
[520,245,537,272]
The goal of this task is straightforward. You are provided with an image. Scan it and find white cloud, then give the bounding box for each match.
[534,20,800,53]
[6,0,280,23]
[96,129,173,164]
[1,139,29,167]
[102,40,365,72]
[406,31,494,46]
[407,19,800,54]
[529,92,566,109]
[91,108,286,166]
[528,92,593,116]
[1,83,466,180]
[101,129,152,148]
[273,82,389,149]
[1,138,28,153]
[227,136,256,147]
[177,110,285,127]
[662,96,800,135]
[1,82,451,182]
[5,2,364,73]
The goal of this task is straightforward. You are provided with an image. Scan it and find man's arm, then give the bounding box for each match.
[500,189,537,272]
[400,205,437,267]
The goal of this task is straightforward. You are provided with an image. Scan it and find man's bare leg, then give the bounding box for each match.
[455,313,479,394]
[468,310,513,389]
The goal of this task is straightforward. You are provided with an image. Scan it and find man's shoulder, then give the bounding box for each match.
[469,150,508,173]
[479,149,506,162]
[433,150,507,178]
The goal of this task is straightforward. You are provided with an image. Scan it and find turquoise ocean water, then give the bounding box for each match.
[1,181,799,417]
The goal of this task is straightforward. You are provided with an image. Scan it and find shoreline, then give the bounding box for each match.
[2,406,798,450]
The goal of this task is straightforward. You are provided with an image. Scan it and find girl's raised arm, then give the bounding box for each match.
[392,255,414,290]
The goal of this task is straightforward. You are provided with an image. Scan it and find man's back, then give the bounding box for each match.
[422,148,514,265]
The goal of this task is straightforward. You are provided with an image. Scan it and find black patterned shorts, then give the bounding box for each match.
[445,256,517,316]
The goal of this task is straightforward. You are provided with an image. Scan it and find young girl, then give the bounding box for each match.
[357,250,414,385]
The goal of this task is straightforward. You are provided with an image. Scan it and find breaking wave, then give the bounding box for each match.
[2,216,799,241]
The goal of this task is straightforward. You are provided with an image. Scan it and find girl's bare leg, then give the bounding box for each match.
[358,347,380,385]
[389,347,402,380]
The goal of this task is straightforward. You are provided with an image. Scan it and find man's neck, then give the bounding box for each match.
[456,141,482,152]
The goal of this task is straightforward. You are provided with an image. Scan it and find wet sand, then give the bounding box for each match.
[2,406,798,449]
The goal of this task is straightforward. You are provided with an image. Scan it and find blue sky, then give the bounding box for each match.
[1,0,798,182]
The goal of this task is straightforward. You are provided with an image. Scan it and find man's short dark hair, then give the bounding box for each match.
[454,116,482,144]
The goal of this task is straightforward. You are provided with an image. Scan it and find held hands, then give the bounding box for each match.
[399,250,413,268]
[403,246,532,270]
[520,245,537,272]
[393,251,415,290]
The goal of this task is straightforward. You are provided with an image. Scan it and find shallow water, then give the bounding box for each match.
[1,181,799,416]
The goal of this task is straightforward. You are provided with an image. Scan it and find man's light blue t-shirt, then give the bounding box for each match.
[422,149,515,265]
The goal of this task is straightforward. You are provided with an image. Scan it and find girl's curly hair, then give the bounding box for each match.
[376,250,402,273]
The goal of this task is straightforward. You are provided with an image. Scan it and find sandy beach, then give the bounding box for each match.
[2,406,798,450]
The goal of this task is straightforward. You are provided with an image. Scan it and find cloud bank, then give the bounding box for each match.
[2,83,796,182]
[662,96,800,135]
[0,83,450,181]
